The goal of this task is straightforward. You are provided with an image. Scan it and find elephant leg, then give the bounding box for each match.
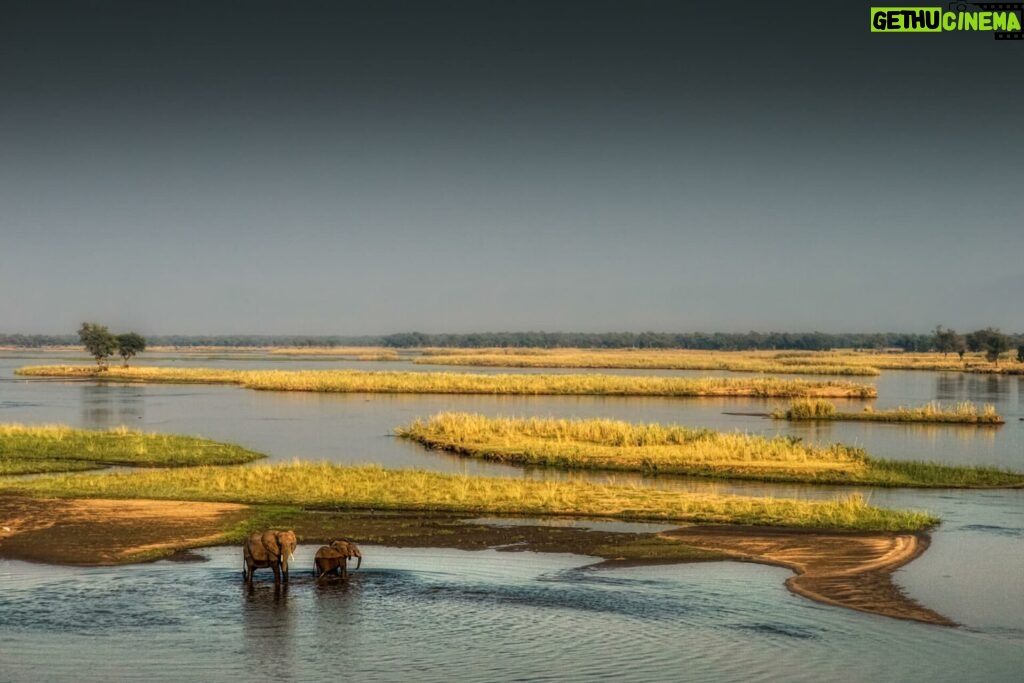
[271,562,281,584]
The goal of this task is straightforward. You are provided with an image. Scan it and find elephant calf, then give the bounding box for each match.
[314,539,363,579]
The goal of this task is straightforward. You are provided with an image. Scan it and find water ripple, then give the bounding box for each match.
[0,545,1021,682]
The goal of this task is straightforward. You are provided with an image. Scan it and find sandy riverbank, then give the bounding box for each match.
[0,495,952,626]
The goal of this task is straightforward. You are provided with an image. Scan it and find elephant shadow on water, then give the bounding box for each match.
[242,584,298,678]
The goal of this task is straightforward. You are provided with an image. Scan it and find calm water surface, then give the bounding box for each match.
[1,352,1022,680]
[0,547,1020,683]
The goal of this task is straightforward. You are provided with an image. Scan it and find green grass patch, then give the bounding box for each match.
[0,458,104,476]
[397,413,1024,489]
[0,462,937,531]
[15,365,877,398]
[0,424,266,474]
[774,399,1005,424]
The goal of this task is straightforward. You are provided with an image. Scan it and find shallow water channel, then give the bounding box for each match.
[1,352,1022,681]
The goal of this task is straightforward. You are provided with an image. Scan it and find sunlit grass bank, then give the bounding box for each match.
[15,366,877,398]
[774,350,1022,373]
[0,424,265,475]
[17,365,243,383]
[268,346,402,360]
[774,399,1005,424]
[0,462,938,531]
[414,347,1023,374]
[415,349,881,376]
[397,413,1024,488]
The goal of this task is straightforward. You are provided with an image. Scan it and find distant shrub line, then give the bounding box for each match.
[4,329,1020,352]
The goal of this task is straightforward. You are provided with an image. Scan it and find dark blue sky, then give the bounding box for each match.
[2,1,1021,335]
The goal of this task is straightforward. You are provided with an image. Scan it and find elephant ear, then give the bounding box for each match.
[261,531,282,557]
[349,542,362,569]
[280,530,297,553]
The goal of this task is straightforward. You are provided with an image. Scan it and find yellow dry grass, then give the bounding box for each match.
[14,366,877,398]
[398,413,865,477]
[776,399,1004,424]
[0,462,939,531]
[398,413,1024,488]
[415,348,881,375]
[413,348,1022,375]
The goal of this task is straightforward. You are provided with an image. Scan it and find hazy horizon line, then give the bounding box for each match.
[3,328,1019,339]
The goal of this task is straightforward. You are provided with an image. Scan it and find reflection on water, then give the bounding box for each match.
[80,383,146,428]
[934,371,1017,405]
[935,373,967,402]
[0,546,1020,683]
[242,582,297,679]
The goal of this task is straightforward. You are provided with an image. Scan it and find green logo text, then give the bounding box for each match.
[871,7,1022,32]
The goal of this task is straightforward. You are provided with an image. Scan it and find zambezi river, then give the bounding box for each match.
[1,352,1021,681]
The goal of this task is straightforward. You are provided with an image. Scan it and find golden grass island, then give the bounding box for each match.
[2,462,938,532]
[773,398,1005,424]
[414,349,883,376]
[397,413,1024,488]
[14,365,878,397]
[0,422,935,532]
[411,347,1023,374]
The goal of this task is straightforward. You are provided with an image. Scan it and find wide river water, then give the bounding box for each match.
[1,352,1022,681]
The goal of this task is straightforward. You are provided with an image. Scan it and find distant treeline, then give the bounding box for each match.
[4,331,1022,351]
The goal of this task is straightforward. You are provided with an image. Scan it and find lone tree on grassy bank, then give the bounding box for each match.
[78,323,118,370]
[933,326,965,358]
[965,327,1012,365]
[78,323,147,369]
[116,332,146,367]
[983,330,1011,365]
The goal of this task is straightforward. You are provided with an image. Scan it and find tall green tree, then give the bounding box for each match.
[967,327,1012,365]
[983,329,1011,365]
[115,332,147,367]
[933,325,963,357]
[964,330,983,353]
[78,322,118,369]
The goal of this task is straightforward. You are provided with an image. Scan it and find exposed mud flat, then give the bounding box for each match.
[661,525,953,626]
[0,495,250,564]
[0,496,952,625]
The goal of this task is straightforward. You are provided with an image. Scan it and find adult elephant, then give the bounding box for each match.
[243,530,297,584]
[314,539,363,579]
